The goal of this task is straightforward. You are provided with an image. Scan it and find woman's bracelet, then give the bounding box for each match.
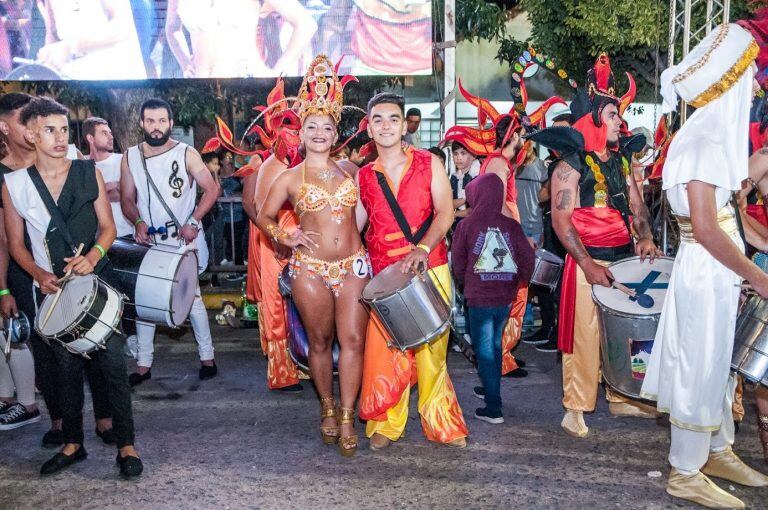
[266,223,288,241]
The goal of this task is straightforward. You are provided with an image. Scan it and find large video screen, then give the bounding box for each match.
[0,0,432,81]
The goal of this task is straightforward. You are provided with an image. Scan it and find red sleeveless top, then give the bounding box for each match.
[359,148,448,274]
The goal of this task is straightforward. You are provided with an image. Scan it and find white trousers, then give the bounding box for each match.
[668,375,736,474]
[0,344,36,406]
[135,293,214,367]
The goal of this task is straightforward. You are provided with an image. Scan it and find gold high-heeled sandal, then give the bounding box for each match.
[338,407,358,457]
[758,414,768,463]
[320,397,339,445]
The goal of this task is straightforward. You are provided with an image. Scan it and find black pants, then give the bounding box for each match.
[32,289,115,427]
[50,333,135,448]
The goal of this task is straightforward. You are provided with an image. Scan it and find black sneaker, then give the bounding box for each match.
[522,326,551,345]
[42,429,64,448]
[536,338,559,353]
[0,403,41,430]
[0,401,11,414]
[474,407,504,424]
[199,362,218,380]
[272,383,303,393]
[473,386,485,400]
[503,367,528,378]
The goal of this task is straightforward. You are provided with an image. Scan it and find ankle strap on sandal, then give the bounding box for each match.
[339,407,356,424]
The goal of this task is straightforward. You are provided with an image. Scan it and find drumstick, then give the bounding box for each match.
[611,280,655,308]
[40,243,84,330]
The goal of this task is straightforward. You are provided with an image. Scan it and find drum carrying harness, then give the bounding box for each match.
[375,172,432,246]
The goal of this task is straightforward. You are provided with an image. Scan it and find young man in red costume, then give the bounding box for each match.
[357,92,467,450]
[217,79,304,392]
[529,54,662,438]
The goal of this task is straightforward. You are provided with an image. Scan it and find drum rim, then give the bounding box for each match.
[591,255,674,315]
[167,249,198,326]
[361,265,421,302]
[37,274,100,338]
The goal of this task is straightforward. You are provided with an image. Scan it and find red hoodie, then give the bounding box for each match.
[450,174,535,308]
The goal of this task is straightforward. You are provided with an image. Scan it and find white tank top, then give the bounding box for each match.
[4,169,54,278]
[126,142,209,271]
[93,153,134,237]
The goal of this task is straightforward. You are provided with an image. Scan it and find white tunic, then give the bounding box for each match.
[4,169,55,279]
[126,143,209,271]
[640,185,742,431]
[93,153,133,237]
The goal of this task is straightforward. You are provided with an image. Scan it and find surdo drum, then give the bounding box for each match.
[530,249,564,291]
[107,239,198,327]
[732,295,768,387]
[279,266,340,373]
[35,274,124,357]
[592,256,674,400]
[361,264,453,351]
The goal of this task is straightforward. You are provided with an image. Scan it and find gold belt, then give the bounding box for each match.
[675,206,739,243]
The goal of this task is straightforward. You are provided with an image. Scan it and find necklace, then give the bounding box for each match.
[315,167,334,183]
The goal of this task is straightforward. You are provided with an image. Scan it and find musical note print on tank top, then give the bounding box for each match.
[169,160,184,198]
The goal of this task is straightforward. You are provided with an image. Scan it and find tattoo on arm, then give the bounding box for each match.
[562,224,590,262]
[555,164,575,182]
[555,189,572,210]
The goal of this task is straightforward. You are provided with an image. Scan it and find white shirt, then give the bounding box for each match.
[91,153,134,237]
[126,142,209,271]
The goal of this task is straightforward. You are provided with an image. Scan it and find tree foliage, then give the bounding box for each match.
[451,0,760,100]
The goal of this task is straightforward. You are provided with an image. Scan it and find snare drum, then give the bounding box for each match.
[592,256,674,399]
[279,267,339,373]
[1,311,31,355]
[531,249,564,291]
[35,275,124,357]
[362,264,452,351]
[732,295,768,386]
[107,239,198,327]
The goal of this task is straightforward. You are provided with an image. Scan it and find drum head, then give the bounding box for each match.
[36,275,97,337]
[536,249,564,264]
[170,250,199,325]
[362,263,416,301]
[592,256,674,316]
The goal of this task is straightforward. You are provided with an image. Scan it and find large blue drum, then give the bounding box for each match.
[279,266,340,373]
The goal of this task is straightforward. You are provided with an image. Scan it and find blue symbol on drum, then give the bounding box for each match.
[621,270,668,303]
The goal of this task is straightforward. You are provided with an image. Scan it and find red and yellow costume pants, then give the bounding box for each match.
[359,264,468,443]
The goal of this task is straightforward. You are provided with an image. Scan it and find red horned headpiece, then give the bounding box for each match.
[215,77,302,166]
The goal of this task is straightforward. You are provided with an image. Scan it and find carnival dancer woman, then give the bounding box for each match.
[256,55,368,456]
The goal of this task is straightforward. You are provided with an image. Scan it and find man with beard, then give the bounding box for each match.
[120,98,221,384]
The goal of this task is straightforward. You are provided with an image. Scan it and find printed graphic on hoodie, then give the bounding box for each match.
[473,227,517,280]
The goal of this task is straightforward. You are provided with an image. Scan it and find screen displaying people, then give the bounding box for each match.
[0,0,432,80]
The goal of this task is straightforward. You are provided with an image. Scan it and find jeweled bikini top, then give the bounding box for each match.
[295,163,358,224]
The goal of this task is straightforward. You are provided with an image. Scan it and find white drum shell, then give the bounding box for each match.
[133,246,198,326]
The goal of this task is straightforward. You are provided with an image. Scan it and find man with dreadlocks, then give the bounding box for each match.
[529,54,662,438]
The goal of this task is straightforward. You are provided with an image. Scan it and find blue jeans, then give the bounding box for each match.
[468,305,511,414]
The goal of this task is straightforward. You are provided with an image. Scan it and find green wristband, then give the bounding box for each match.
[0,289,10,297]
[134,217,146,226]
[93,244,106,259]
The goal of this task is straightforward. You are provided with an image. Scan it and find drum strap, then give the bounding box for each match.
[375,172,432,245]
[730,195,747,255]
[28,166,78,253]
[138,144,184,232]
